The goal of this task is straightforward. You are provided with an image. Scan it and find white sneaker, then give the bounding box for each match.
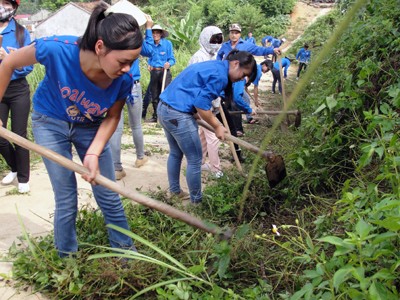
[201,163,211,172]
[18,183,30,193]
[2,172,17,185]
[214,171,224,178]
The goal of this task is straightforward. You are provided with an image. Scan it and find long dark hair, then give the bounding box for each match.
[223,50,257,106]
[79,1,143,52]
[10,2,25,48]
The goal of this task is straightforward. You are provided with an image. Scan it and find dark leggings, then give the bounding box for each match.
[142,86,152,119]
[216,101,240,152]
[0,78,31,183]
[149,69,172,119]
[272,68,282,93]
[297,62,308,77]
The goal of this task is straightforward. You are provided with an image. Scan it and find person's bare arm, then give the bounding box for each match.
[82,99,125,183]
[196,108,227,140]
[0,44,37,100]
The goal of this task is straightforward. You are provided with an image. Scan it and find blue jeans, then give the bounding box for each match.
[157,102,202,203]
[110,82,145,171]
[31,111,134,257]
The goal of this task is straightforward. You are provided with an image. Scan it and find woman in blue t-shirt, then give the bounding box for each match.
[158,50,257,204]
[0,1,143,257]
[0,0,32,193]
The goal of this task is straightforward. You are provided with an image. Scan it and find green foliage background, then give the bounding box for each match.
[19,0,296,44]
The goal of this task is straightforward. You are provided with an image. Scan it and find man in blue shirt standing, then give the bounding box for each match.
[144,24,176,122]
[245,32,256,44]
[217,23,280,61]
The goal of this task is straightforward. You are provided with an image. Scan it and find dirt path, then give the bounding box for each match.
[0,2,331,298]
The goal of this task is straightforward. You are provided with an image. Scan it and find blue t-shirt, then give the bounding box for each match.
[273,58,291,78]
[160,60,229,113]
[232,80,252,114]
[145,29,176,68]
[245,36,256,44]
[217,39,274,60]
[261,35,273,46]
[252,64,263,87]
[296,48,311,63]
[271,38,282,48]
[1,18,33,81]
[33,36,133,123]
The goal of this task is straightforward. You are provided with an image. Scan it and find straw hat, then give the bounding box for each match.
[152,24,169,38]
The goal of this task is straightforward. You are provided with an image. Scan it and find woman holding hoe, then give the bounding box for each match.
[158,50,257,204]
[0,1,144,257]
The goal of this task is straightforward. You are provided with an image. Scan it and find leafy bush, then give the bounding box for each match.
[276,0,400,298]
[165,12,203,52]
[258,14,292,38]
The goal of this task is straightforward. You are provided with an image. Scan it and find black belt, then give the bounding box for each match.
[133,80,140,84]
[160,101,194,115]
[160,100,173,109]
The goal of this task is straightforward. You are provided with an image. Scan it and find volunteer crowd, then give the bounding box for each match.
[0,0,311,257]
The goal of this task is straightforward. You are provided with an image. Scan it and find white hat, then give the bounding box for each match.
[152,24,169,38]
[105,0,147,26]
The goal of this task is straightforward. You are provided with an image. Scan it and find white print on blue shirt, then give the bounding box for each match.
[59,83,109,121]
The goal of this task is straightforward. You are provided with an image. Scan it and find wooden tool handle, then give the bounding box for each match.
[229,110,299,115]
[218,106,243,172]
[0,126,228,237]
[197,119,276,161]
[161,68,167,92]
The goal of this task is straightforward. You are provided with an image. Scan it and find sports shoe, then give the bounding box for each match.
[214,171,224,178]
[236,131,244,137]
[170,190,190,200]
[296,77,299,80]
[201,163,211,172]
[18,183,30,193]
[2,171,17,185]
[135,156,149,168]
[115,169,126,180]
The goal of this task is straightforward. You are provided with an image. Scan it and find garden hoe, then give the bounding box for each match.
[229,109,302,128]
[197,119,287,188]
[0,127,233,240]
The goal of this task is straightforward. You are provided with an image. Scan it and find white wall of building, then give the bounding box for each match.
[34,4,90,39]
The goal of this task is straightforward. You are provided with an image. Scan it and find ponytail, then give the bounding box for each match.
[14,20,26,48]
[10,2,25,48]
[79,1,143,52]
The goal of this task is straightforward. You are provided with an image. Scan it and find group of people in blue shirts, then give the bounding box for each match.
[0,0,311,258]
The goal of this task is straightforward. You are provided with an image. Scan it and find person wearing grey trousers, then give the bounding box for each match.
[109,79,149,180]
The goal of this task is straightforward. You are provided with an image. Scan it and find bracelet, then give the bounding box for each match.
[85,153,99,157]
